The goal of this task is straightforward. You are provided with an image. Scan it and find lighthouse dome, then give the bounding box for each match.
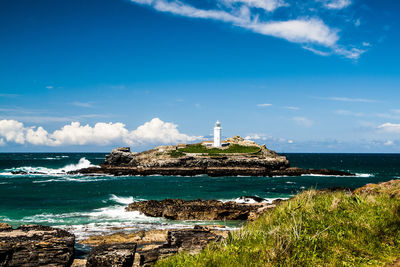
[215,120,221,127]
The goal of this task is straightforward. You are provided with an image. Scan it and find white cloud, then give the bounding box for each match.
[315,96,377,103]
[126,118,201,145]
[0,138,5,146]
[334,109,363,117]
[377,123,400,134]
[222,0,287,12]
[45,86,54,89]
[72,102,93,108]
[284,106,300,111]
[322,0,351,9]
[0,118,202,147]
[302,46,331,56]
[257,103,272,107]
[247,18,338,46]
[51,122,129,146]
[129,0,362,59]
[26,127,50,145]
[0,120,26,144]
[384,140,394,146]
[292,116,313,127]
[245,133,269,140]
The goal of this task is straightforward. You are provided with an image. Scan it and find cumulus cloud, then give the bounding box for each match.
[377,123,400,134]
[0,118,202,146]
[0,120,26,144]
[126,118,201,145]
[129,0,364,59]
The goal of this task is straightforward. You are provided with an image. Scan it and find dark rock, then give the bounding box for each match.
[0,224,75,267]
[139,226,223,266]
[0,223,12,232]
[126,199,272,221]
[86,243,137,267]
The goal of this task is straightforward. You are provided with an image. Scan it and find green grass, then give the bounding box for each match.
[178,144,260,155]
[156,188,400,266]
[168,150,185,158]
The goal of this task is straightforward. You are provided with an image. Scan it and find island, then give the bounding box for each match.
[70,135,353,177]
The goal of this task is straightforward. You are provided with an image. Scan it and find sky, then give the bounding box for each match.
[0,0,399,153]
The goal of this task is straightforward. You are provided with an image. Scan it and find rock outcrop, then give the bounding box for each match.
[68,139,354,177]
[126,198,275,221]
[86,243,137,267]
[0,224,75,267]
[138,226,225,266]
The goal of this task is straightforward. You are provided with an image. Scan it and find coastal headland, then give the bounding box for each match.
[69,136,353,177]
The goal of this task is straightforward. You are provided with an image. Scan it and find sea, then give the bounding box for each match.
[1,153,400,242]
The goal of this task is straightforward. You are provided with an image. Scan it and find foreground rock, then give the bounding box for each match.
[0,224,75,267]
[139,226,224,266]
[82,226,228,266]
[126,198,276,221]
[67,137,354,177]
[86,243,137,267]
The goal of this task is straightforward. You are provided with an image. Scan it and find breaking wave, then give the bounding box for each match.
[2,158,97,176]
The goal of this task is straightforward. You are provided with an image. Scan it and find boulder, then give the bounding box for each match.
[86,243,137,267]
[0,224,75,267]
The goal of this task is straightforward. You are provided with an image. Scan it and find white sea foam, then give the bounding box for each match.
[4,157,98,176]
[301,173,374,178]
[221,197,288,204]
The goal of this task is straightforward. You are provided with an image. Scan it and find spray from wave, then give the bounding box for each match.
[2,157,97,176]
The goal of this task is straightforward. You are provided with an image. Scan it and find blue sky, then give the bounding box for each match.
[0,0,399,152]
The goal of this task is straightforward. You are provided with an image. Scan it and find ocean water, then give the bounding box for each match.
[0,153,400,240]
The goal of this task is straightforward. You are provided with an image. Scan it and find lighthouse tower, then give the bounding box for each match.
[213,120,221,147]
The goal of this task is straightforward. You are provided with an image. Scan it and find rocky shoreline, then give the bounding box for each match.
[66,137,354,177]
[125,198,281,221]
[2,179,397,266]
[0,196,274,267]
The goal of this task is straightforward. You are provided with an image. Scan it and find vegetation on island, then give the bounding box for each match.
[156,181,400,266]
[176,144,260,155]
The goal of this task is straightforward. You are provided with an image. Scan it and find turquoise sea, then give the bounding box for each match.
[1,153,400,240]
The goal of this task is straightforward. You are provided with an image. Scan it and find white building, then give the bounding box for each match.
[213,120,221,147]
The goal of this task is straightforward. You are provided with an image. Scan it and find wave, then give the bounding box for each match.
[301,173,374,178]
[221,197,288,204]
[109,194,135,205]
[2,157,98,176]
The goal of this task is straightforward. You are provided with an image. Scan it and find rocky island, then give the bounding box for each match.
[70,136,353,177]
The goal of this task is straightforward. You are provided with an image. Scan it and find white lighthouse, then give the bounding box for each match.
[213,120,221,147]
